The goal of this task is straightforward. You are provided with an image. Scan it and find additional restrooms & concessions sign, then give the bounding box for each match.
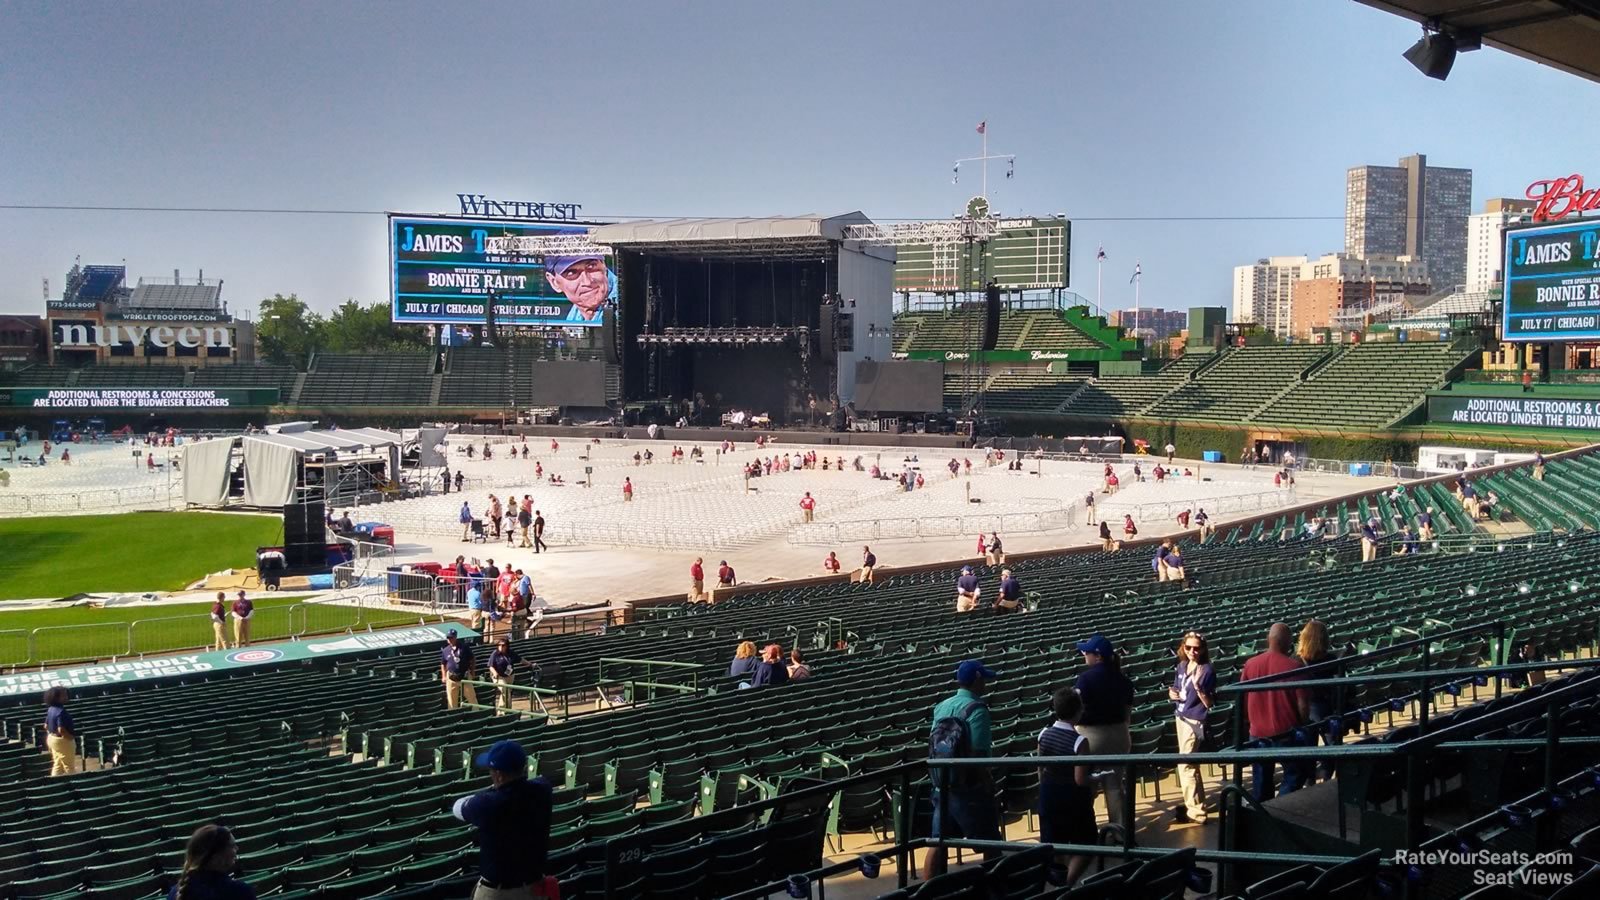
[1,388,280,409]
[1429,394,1600,431]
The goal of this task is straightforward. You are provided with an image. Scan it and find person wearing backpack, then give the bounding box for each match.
[923,659,1001,880]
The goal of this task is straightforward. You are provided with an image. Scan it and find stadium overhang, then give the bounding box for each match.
[589,213,893,261]
[1356,0,1600,83]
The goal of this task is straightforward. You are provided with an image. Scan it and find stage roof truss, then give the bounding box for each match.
[842,218,1003,247]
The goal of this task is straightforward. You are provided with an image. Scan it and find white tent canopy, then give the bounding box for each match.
[184,429,407,509]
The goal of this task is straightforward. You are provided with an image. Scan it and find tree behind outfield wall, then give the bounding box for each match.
[256,295,428,367]
[257,294,323,367]
[320,299,429,354]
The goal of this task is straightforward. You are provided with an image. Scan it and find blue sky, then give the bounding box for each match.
[1,0,1596,318]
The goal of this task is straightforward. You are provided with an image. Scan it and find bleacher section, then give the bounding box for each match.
[190,364,300,399]
[1255,341,1471,428]
[0,365,75,387]
[74,366,187,388]
[981,369,1087,414]
[1066,353,1213,419]
[1145,344,1332,423]
[297,353,435,406]
[897,309,1106,354]
[438,349,511,408]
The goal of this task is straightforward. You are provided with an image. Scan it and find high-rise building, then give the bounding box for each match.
[1232,256,1306,336]
[1110,308,1187,340]
[1466,198,1536,291]
[1345,153,1472,291]
[1233,252,1428,338]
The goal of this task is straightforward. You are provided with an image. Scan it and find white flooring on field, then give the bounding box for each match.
[372,437,1365,609]
[0,433,1370,607]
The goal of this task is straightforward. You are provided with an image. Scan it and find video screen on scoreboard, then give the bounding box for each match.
[1502,218,1600,342]
[389,215,615,327]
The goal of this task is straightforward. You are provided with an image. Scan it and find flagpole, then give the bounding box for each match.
[1134,261,1141,339]
[981,124,988,199]
[1096,255,1103,318]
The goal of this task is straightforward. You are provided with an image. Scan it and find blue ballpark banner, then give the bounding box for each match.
[1502,218,1600,342]
[389,215,614,327]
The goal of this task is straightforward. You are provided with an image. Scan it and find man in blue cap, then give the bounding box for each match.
[923,658,1000,879]
[1074,633,1134,830]
[544,254,613,323]
[440,629,478,709]
[452,739,554,899]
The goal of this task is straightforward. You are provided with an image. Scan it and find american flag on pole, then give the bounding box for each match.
[1130,262,1142,284]
[1096,246,1106,262]
[976,121,986,135]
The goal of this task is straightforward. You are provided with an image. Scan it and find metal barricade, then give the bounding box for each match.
[0,629,35,667]
[33,621,132,665]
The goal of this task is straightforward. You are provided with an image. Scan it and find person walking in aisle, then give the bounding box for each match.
[532,511,548,553]
[43,686,76,777]
[1168,631,1215,824]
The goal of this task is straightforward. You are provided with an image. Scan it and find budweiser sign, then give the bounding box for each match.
[1526,175,1600,222]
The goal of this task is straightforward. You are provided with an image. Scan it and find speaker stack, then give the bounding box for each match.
[982,284,1001,351]
[282,502,327,569]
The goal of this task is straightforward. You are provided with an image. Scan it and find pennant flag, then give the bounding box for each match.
[1096,246,1106,262]
[976,121,986,135]
[1129,262,1142,284]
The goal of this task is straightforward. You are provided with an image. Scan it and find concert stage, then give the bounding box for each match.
[590,214,898,423]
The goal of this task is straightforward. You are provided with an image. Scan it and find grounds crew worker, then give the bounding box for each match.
[231,591,254,647]
[44,686,76,776]
[453,739,555,899]
[487,637,535,712]
[210,592,229,651]
[441,629,479,709]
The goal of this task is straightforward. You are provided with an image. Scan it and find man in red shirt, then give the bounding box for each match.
[690,557,706,602]
[231,591,254,647]
[1241,623,1310,800]
[800,492,816,523]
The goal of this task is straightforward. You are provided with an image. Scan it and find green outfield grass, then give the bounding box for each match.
[0,594,443,667]
[0,511,283,600]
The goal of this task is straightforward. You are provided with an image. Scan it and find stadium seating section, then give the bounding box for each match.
[981,370,1087,414]
[1255,341,1471,428]
[296,353,436,407]
[1065,354,1214,419]
[1143,345,1334,423]
[896,309,1106,354]
[3,452,1598,899]
[190,363,302,398]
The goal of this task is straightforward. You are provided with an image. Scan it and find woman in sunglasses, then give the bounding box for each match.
[1167,631,1216,824]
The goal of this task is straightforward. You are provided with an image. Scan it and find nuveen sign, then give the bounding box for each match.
[55,323,233,350]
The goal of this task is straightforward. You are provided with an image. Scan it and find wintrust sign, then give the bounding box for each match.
[55,323,232,350]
